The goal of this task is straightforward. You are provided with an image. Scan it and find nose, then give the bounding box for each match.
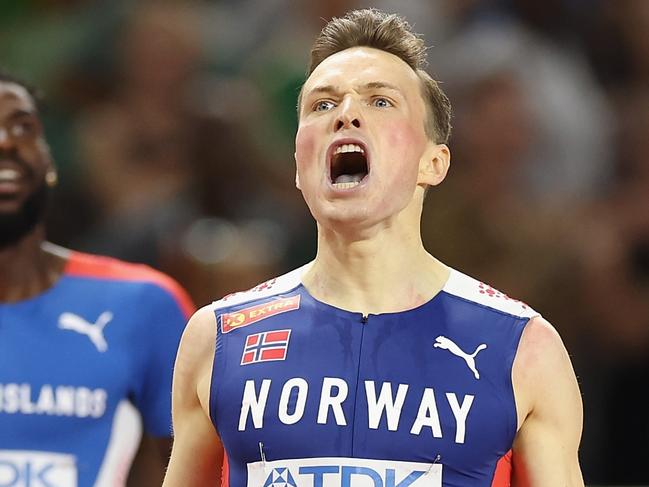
[0,125,18,152]
[334,96,361,132]
[0,127,11,149]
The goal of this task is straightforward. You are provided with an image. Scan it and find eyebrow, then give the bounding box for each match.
[363,82,401,92]
[0,109,36,126]
[306,81,402,98]
[6,109,37,121]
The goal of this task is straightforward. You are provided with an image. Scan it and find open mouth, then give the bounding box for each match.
[0,168,22,183]
[0,160,30,198]
[330,143,369,189]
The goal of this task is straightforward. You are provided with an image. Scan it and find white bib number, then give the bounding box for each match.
[247,456,442,487]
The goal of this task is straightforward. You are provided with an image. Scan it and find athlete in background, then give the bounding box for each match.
[163,9,583,487]
[0,70,193,487]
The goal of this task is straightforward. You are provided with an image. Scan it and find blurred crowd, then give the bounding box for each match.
[1,0,648,483]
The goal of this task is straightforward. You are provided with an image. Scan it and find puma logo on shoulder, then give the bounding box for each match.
[58,311,113,352]
[433,335,487,379]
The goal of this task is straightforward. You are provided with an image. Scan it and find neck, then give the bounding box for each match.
[0,228,68,303]
[302,220,449,315]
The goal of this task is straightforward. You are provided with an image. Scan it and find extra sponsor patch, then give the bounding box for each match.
[221,296,300,334]
[247,456,442,487]
[241,330,291,365]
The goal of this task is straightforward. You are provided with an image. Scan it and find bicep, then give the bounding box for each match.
[127,435,172,487]
[164,392,224,487]
[163,307,224,487]
[512,317,584,487]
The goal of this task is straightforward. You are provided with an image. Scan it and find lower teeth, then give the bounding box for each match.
[333,181,360,189]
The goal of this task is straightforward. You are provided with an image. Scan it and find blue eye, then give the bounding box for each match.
[372,97,392,108]
[315,100,336,112]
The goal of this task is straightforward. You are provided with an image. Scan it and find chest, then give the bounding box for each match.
[0,299,140,415]
[212,299,520,474]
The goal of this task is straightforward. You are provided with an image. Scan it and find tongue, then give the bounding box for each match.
[334,173,365,184]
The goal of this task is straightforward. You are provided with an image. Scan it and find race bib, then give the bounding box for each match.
[0,450,77,487]
[247,456,442,487]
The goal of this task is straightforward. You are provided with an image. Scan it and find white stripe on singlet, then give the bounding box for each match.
[93,400,142,487]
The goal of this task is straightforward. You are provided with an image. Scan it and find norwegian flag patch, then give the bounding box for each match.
[241,329,291,365]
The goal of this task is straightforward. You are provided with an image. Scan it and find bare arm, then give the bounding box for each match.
[512,316,584,487]
[126,436,172,487]
[163,306,225,487]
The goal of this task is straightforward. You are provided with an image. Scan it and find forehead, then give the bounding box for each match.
[303,47,421,97]
[0,82,37,118]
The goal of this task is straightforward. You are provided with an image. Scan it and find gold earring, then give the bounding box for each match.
[45,170,58,187]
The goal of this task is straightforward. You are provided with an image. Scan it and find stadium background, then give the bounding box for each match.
[1,0,648,484]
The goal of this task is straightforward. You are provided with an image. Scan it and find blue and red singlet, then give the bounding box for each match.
[0,251,193,487]
[209,265,537,487]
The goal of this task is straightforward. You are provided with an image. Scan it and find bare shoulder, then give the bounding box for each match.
[174,305,218,397]
[179,305,218,355]
[516,316,574,377]
[513,316,578,424]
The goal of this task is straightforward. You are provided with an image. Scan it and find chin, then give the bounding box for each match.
[316,207,386,234]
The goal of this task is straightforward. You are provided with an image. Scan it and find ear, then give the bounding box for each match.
[45,168,58,187]
[45,157,58,187]
[418,143,450,187]
[294,152,301,190]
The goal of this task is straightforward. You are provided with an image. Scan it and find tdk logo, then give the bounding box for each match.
[264,467,297,487]
[264,465,425,487]
[0,451,77,487]
[249,457,441,487]
[0,461,55,487]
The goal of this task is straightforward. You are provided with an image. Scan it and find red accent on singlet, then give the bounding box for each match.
[221,453,230,487]
[65,251,194,318]
[491,450,512,487]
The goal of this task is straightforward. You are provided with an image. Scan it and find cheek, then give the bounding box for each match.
[383,121,427,179]
[18,144,50,175]
[295,123,318,171]
[385,120,426,154]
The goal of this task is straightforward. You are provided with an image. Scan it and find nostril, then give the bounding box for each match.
[334,118,361,131]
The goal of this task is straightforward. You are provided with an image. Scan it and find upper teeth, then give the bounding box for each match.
[0,169,20,182]
[334,144,364,155]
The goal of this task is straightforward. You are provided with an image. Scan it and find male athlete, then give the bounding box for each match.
[0,70,193,486]
[163,9,583,487]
